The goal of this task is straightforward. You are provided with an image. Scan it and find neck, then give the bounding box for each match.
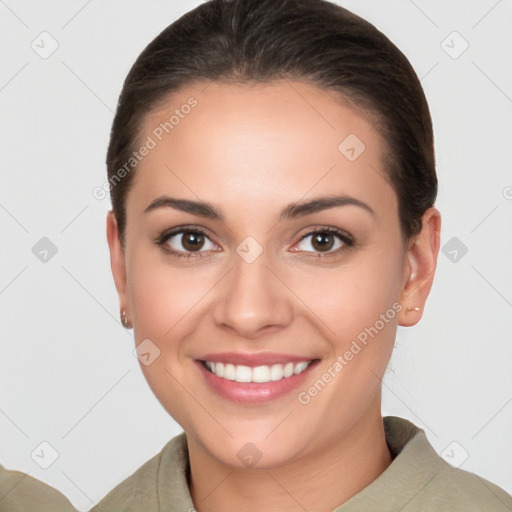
[187,407,392,512]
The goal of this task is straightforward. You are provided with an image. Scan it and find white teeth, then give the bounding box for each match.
[294,362,309,374]
[224,363,236,381]
[204,360,312,383]
[235,365,252,383]
[283,362,294,378]
[215,362,224,378]
[270,364,284,381]
[252,365,270,383]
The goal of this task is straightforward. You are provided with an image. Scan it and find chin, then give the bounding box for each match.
[188,419,314,470]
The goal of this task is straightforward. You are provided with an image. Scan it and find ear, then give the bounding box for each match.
[397,207,441,327]
[106,210,128,309]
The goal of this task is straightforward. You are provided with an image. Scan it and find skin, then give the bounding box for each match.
[107,79,441,511]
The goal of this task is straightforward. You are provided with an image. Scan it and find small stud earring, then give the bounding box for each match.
[121,309,132,328]
[406,306,420,312]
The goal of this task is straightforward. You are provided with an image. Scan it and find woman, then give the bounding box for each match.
[95,0,512,510]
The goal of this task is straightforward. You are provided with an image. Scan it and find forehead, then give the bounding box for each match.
[129,80,396,219]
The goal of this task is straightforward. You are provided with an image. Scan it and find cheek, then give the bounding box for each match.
[126,250,202,427]
[291,251,403,415]
[127,246,211,340]
[289,244,405,341]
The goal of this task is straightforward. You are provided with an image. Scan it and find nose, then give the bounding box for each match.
[212,247,294,339]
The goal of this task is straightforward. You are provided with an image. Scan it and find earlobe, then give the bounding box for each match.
[106,211,128,304]
[398,207,441,327]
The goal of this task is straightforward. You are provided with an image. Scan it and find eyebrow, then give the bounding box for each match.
[143,194,375,220]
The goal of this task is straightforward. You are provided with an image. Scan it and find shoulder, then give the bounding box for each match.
[0,465,75,512]
[90,432,192,512]
[384,416,512,511]
[422,459,512,511]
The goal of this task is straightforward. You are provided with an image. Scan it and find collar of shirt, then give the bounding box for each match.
[93,415,512,512]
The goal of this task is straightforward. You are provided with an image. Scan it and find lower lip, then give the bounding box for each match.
[196,360,318,404]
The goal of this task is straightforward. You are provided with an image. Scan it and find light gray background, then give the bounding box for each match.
[1,1,511,510]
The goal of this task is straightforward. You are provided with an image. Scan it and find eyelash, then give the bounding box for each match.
[153,226,213,259]
[153,225,355,260]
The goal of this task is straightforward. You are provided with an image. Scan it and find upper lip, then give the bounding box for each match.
[197,352,316,367]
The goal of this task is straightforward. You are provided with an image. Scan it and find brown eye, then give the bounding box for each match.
[311,232,335,252]
[180,231,206,251]
[155,227,218,258]
[294,228,354,256]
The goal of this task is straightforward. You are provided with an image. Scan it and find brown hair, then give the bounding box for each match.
[106,0,437,248]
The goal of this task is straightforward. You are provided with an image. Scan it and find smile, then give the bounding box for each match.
[202,360,313,383]
[195,352,320,403]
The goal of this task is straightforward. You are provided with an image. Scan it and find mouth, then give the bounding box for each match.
[195,354,320,404]
[201,360,313,383]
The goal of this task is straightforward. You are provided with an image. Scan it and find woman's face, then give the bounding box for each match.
[108,80,436,469]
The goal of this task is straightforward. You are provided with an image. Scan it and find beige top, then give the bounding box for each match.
[92,416,512,511]
[0,465,75,512]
